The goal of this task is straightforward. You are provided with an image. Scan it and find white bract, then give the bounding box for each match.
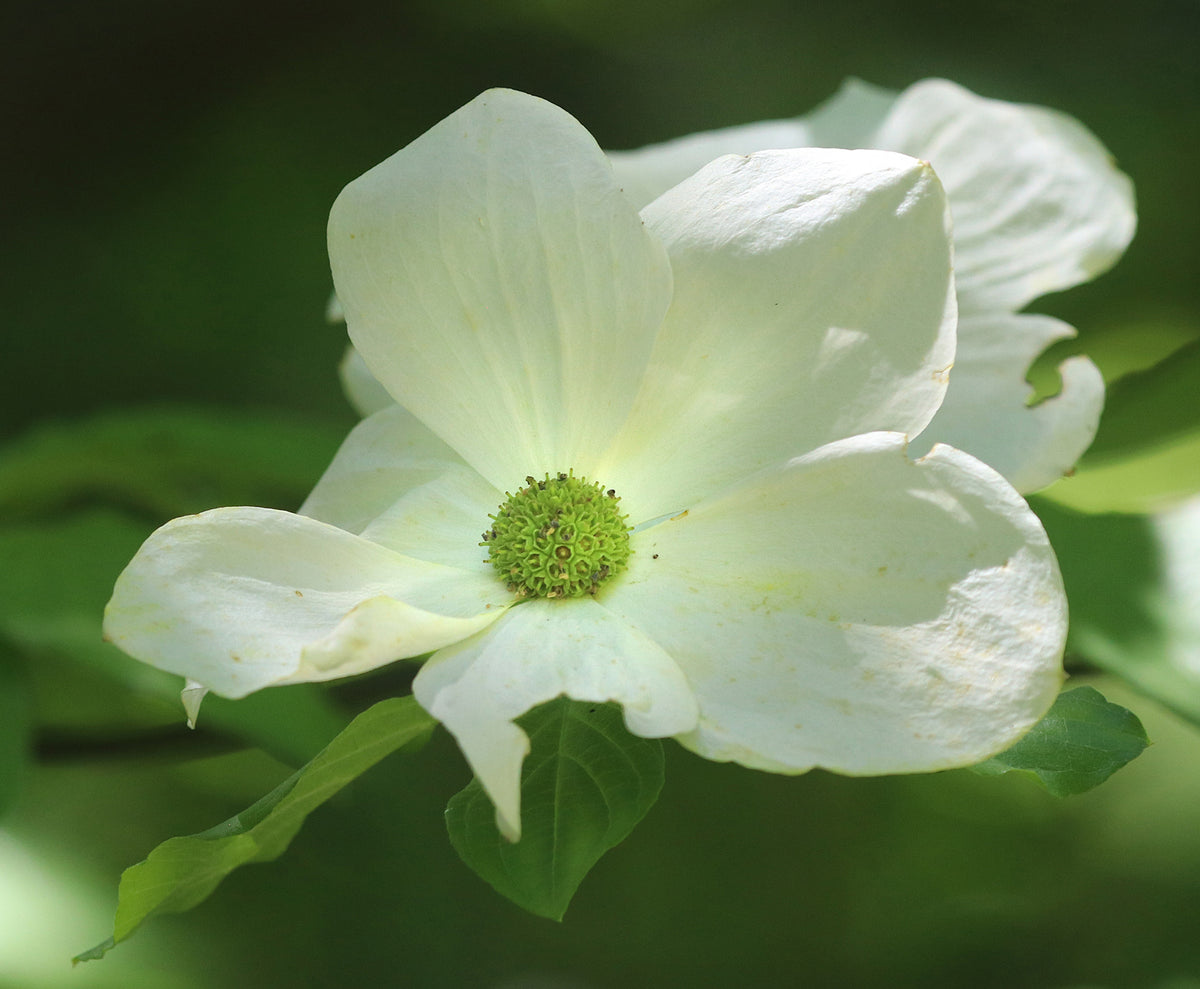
[106,90,1067,841]
[344,79,1136,495]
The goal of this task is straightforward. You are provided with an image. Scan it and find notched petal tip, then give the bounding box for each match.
[181,680,209,729]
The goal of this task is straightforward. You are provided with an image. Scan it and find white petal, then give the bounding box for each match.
[873,78,1136,313]
[413,598,698,840]
[104,507,509,699]
[360,464,504,572]
[328,89,673,490]
[299,404,465,535]
[338,344,394,418]
[604,433,1065,775]
[607,78,896,210]
[912,313,1105,493]
[598,149,956,522]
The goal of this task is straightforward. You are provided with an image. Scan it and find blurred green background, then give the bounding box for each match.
[3,1,1199,986]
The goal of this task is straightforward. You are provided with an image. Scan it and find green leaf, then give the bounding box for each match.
[972,686,1149,795]
[1029,315,1197,391]
[1040,431,1200,514]
[0,405,346,523]
[1082,338,1200,464]
[1036,337,1200,514]
[446,698,665,921]
[1032,327,1200,514]
[75,695,436,962]
[1033,497,1200,727]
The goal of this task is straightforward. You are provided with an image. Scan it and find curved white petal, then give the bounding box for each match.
[328,295,396,418]
[300,404,465,535]
[873,78,1136,313]
[607,78,896,210]
[413,598,698,840]
[605,433,1065,775]
[104,507,509,699]
[328,88,673,490]
[912,312,1105,493]
[599,148,956,522]
[360,464,504,572]
[338,344,394,418]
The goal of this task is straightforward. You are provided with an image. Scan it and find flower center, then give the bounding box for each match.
[482,471,632,599]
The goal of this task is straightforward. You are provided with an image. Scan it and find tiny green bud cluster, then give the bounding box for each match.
[482,471,632,599]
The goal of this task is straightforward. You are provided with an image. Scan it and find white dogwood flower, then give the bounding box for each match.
[105,90,1066,840]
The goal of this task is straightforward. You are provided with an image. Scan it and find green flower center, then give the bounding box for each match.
[482,471,632,599]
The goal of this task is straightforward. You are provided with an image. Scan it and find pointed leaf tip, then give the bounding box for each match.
[971,685,1149,795]
[446,698,665,920]
[79,696,436,958]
